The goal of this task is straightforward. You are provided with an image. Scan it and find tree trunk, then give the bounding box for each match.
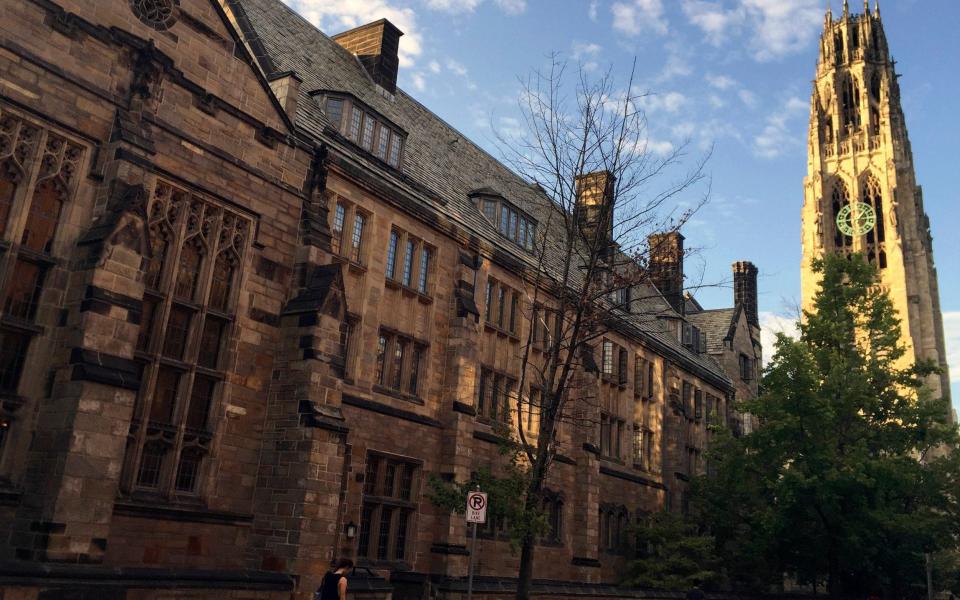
[515,533,536,600]
[827,540,841,599]
[515,428,550,600]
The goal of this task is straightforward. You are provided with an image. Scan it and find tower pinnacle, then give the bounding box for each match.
[842,0,849,17]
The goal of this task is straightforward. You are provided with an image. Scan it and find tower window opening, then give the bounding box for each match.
[863,176,885,244]
[870,72,882,101]
[879,250,887,269]
[834,32,844,61]
[832,181,852,249]
[841,76,861,132]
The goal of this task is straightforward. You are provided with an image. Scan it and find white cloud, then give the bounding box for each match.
[945,312,960,418]
[759,311,800,367]
[494,0,526,15]
[627,137,675,157]
[657,43,693,81]
[744,0,823,61]
[410,72,427,91]
[647,138,675,155]
[284,0,422,67]
[640,91,689,114]
[572,41,603,71]
[680,0,823,61]
[423,0,482,12]
[495,115,525,140]
[944,312,960,386]
[573,41,603,59]
[706,73,736,90]
[708,94,726,109]
[681,0,745,45]
[428,60,441,73]
[738,89,758,107]
[753,95,807,159]
[589,0,599,21]
[423,0,525,15]
[612,0,668,37]
[445,58,468,77]
[672,121,696,138]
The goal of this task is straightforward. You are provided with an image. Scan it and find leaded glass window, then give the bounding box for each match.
[124,180,250,498]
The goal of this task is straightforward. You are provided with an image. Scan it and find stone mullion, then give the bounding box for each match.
[1,128,46,253]
[166,201,226,498]
[0,126,45,315]
[132,189,192,496]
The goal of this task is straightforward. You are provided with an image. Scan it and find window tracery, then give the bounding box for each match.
[831,180,852,249]
[862,175,887,269]
[841,75,861,132]
[0,109,84,472]
[129,0,179,31]
[124,179,250,499]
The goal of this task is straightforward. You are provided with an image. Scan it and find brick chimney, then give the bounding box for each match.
[647,232,685,315]
[332,19,403,94]
[575,170,615,245]
[267,71,302,121]
[733,261,759,327]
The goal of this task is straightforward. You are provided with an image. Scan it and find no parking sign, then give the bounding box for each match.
[466,491,488,524]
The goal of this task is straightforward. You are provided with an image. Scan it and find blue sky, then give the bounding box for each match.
[281,0,959,413]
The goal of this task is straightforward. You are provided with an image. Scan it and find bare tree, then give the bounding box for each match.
[495,56,711,600]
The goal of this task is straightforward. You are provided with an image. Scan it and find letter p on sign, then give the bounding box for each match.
[466,491,488,524]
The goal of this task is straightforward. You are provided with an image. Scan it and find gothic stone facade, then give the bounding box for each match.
[801,1,951,409]
[0,0,761,598]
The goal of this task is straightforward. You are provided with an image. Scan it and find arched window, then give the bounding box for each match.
[208,252,236,312]
[870,72,882,101]
[21,179,64,253]
[0,162,20,238]
[144,223,172,290]
[174,238,204,301]
[831,180,852,249]
[834,32,844,61]
[841,76,860,131]
[862,175,886,254]
[126,181,249,499]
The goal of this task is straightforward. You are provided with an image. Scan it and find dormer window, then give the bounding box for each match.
[470,191,537,252]
[318,93,405,168]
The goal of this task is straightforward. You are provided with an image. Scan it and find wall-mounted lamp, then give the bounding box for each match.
[345,521,357,539]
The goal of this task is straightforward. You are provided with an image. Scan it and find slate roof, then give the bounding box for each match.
[686,307,740,354]
[229,0,731,386]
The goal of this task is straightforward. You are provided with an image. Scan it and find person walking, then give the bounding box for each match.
[315,557,353,600]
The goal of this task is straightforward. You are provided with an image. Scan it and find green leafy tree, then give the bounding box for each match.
[426,436,549,551]
[623,511,723,591]
[696,254,960,598]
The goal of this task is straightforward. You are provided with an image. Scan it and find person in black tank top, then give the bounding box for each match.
[315,557,353,600]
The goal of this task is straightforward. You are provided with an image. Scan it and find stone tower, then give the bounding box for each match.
[801,0,951,408]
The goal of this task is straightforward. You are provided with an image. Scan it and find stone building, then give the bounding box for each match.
[0,0,760,598]
[801,0,951,411]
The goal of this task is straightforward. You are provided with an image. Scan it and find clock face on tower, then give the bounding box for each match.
[836,201,877,237]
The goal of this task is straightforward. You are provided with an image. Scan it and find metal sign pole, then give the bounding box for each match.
[467,519,478,600]
[465,485,484,600]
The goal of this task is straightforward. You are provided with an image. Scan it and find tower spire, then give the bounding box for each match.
[842,0,849,17]
[875,0,881,18]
